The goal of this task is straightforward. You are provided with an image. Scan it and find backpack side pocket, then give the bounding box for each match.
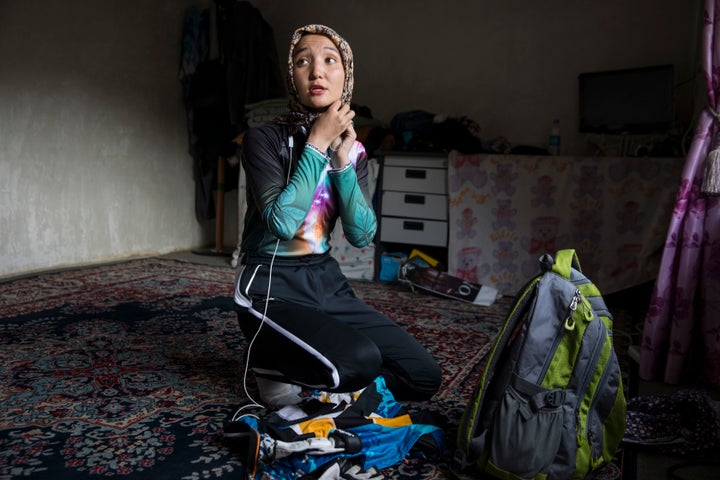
[489,375,565,478]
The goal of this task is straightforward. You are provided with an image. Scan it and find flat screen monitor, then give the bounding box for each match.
[578,65,675,134]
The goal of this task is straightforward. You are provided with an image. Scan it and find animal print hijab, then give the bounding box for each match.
[279,24,354,133]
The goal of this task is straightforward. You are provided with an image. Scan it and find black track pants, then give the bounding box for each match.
[234,252,441,401]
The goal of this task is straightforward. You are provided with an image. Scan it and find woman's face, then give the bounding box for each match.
[292,34,345,112]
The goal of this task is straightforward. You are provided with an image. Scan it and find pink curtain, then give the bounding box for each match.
[639,0,720,389]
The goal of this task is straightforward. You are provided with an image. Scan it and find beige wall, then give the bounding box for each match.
[0,0,224,279]
[0,0,701,278]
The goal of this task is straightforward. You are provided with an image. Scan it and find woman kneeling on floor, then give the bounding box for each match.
[233,24,441,406]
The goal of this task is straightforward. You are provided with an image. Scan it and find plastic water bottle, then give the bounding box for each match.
[548,119,561,155]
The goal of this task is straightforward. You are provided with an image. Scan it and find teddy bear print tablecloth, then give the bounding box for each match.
[446,152,683,295]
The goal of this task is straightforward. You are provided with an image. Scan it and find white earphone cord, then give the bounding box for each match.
[234,135,294,420]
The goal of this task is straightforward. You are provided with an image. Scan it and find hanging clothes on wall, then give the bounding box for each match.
[180,4,233,220]
[216,0,285,136]
[178,6,207,145]
[179,1,284,221]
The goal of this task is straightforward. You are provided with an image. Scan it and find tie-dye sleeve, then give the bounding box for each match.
[327,146,377,248]
[243,126,329,241]
[259,147,329,240]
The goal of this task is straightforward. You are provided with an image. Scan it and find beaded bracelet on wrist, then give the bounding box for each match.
[305,142,330,161]
[329,162,353,173]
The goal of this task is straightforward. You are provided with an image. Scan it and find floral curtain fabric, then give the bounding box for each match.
[640,0,720,389]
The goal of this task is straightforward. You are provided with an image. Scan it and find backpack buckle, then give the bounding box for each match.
[545,390,564,408]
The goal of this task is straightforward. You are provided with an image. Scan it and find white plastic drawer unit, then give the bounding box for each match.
[381,156,448,194]
[378,154,449,248]
[380,217,448,247]
[381,191,447,220]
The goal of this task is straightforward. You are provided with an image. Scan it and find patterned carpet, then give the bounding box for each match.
[0,258,512,479]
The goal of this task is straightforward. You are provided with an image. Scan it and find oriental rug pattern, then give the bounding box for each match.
[0,258,512,479]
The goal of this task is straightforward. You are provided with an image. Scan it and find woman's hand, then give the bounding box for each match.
[329,122,356,169]
[307,100,355,153]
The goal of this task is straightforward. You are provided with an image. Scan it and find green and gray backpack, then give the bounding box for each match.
[453,249,627,479]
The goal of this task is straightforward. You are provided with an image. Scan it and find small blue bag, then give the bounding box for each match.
[379,252,407,282]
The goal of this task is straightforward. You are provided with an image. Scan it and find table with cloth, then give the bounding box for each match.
[446,152,683,296]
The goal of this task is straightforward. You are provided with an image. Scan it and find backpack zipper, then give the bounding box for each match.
[585,349,613,458]
[576,309,604,404]
[564,289,581,331]
[538,289,579,379]
[574,307,605,442]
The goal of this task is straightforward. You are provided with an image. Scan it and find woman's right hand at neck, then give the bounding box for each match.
[306,100,355,152]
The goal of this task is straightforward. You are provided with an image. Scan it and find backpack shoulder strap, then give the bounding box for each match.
[551,249,582,279]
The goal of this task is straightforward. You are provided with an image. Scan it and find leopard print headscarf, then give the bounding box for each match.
[279,24,354,133]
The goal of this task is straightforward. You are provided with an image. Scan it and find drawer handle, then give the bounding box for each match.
[404,194,426,205]
[403,221,425,231]
[405,169,426,179]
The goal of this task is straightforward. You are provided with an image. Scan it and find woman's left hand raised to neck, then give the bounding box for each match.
[306,99,355,166]
[329,121,356,169]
